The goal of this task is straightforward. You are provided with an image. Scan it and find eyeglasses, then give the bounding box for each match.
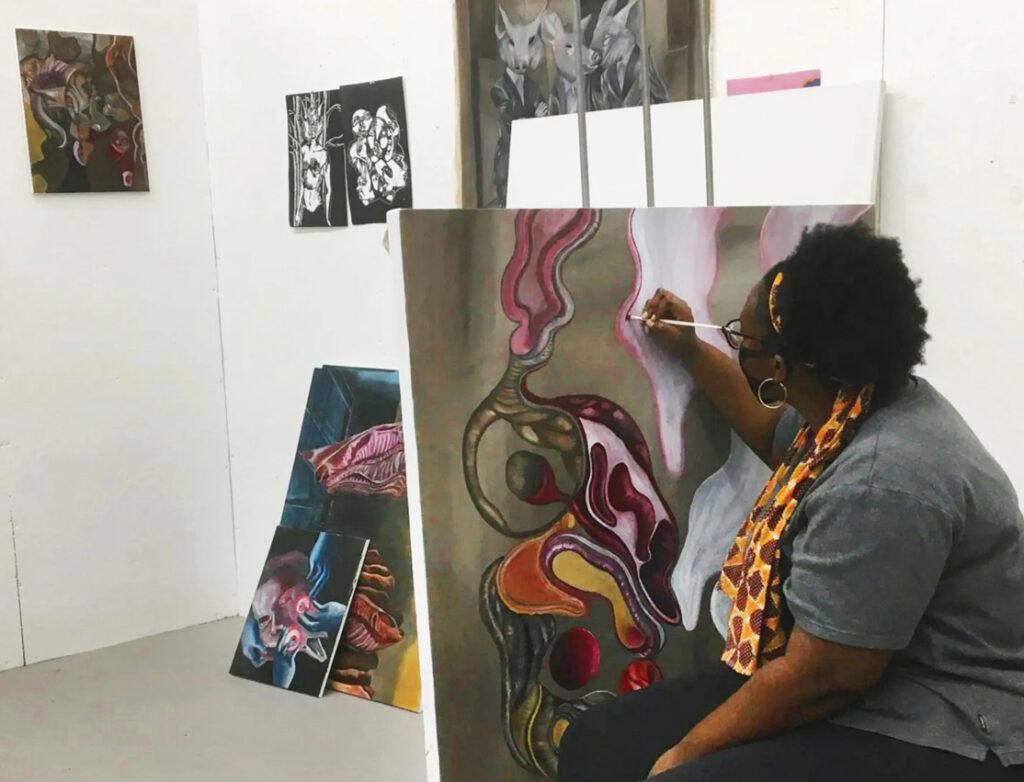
[630,314,775,353]
[721,318,773,352]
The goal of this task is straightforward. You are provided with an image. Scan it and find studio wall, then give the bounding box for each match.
[711,0,1024,494]
[709,1,884,96]
[0,0,236,667]
[1,0,1019,692]
[194,0,460,614]
[878,0,1024,499]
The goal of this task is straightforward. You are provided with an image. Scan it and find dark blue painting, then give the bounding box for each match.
[279,365,420,711]
[282,365,403,530]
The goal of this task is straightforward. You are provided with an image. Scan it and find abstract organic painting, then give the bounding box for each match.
[457,0,702,207]
[396,205,871,780]
[287,90,347,227]
[230,526,368,697]
[15,29,148,193]
[337,77,412,224]
[280,365,420,712]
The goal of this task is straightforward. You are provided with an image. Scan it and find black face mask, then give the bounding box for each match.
[738,344,775,397]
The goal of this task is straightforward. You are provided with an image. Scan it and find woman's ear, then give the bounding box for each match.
[773,354,789,383]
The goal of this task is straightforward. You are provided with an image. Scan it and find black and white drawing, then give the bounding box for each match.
[588,0,670,111]
[468,0,698,207]
[338,77,413,225]
[286,89,348,228]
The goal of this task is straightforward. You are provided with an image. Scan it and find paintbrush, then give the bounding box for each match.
[626,314,722,332]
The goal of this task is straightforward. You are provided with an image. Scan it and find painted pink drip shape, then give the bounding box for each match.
[501,209,602,357]
[616,208,732,476]
[301,422,406,497]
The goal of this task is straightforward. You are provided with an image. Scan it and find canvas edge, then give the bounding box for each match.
[317,535,371,698]
[387,208,441,778]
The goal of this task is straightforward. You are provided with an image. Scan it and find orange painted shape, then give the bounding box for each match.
[497,514,586,617]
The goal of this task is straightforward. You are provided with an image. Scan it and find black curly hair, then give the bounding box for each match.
[756,222,930,405]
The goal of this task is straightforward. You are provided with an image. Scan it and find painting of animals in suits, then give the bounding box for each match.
[459,0,702,207]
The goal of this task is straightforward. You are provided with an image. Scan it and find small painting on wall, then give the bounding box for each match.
[15,28,149,193]
[287,89,348,227]
[281,365,421,712]
[337,77,413,224]
[229,526,368,697]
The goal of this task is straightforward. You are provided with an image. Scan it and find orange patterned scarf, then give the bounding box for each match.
[719,273,873,675]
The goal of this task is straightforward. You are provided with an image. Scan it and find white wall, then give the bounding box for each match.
[709,1,885,94]
[0,0,237,666]
[195,0,460,612]
[711,0,1024,495]
[878,0,1024,495]
[2,0,1019,675]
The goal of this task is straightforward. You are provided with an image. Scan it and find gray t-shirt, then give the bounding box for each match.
[759,378,1024,765]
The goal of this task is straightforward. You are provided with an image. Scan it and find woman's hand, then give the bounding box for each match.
[647,739,705,778]
[641,288,700,357]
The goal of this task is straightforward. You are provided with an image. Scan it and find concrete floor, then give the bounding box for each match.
[0,618,427,781]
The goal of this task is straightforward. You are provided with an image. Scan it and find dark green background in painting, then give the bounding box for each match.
[279,365,417,705]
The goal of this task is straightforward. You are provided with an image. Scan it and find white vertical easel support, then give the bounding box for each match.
[698,0,714,206]
[572,0,590,207]
[638,0,655,206]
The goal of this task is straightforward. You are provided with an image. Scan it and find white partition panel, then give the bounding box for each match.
[196,0,460,612]
[507,82,883,209]
[0,0,237,664]
[709,0,885,96]
[507,112,583,208]
[712,81,884,205]
[585,106,649,207]
[651,99,710,207]
[879,0,1024,493]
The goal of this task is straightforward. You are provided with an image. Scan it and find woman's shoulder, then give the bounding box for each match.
[825,377,1015,521]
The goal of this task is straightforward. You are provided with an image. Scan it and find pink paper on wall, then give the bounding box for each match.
[726,69,822,96]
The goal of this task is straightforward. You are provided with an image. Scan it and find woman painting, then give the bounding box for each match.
[558,223,1024,781]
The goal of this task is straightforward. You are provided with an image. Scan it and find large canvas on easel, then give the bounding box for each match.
[397,205,871,780]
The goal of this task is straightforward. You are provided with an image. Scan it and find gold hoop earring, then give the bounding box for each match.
[757,378,788,410]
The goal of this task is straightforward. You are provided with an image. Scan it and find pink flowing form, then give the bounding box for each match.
[616,207,732,477]
[672,204,874,632]
[502,209,601,358]
[470,208,684,648]
[301,422,406,497]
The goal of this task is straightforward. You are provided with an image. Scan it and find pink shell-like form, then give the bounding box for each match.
[501,209,601,358]
[616,207,732,477]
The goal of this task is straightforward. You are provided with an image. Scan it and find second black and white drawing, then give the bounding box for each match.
[338,77,413,225]
[286,78,412,227]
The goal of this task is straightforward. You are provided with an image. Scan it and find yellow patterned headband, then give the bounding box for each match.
[768,272,784,335]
